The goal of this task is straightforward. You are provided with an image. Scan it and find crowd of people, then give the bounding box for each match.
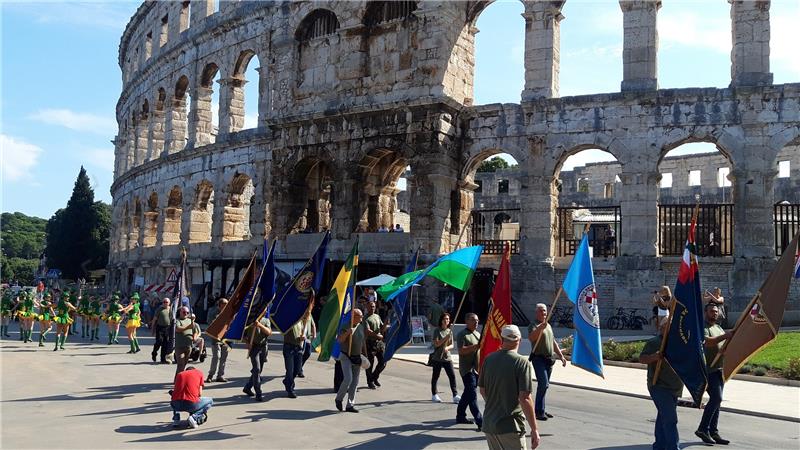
[2,283,735,450]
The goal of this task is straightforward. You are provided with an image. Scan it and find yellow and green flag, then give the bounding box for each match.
[313,240,358,362]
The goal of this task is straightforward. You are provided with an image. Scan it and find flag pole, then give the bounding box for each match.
[451,213,476,325]
[652,294,677,385]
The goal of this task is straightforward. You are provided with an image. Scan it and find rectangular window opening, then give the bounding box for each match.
[145,32,152,60]
[778,160,790,178]
[160,15,169,48]
[717,167,731,187]
[688,170,702,186]
[660,173,673,188]
[604,183,614,199]
[498,179,509,194]
[180,1,191,32]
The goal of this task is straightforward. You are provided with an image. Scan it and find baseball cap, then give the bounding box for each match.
[500,324,521,341]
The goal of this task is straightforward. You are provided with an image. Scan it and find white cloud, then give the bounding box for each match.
[771,5,800,79]
[82,148,115,172]
[28,109,116,135]
[658,9,730,54]
[4,2,136,31]
[1,134,43,183]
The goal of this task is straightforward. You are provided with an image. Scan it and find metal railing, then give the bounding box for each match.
[555,206,621,257]
[658,203,733,256]
[774,203,800,256]
[470,208,520,255]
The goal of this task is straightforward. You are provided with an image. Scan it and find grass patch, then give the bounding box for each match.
[747,331,800,371]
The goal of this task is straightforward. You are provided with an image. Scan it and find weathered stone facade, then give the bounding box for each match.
[110,1,800,322]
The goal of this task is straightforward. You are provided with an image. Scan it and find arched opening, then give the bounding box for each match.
[356,149,409,233]
[463,151,521,254]
[234,50,260,130]
[131,198,142,249]
[560,0,622,96]
[119,202,130,251]
[472,0,525,104]
[296,10,339,92]
[364,1,417,27]
[189,181,214,243]
[198,62,221,145]
[152,88,167,158]
[773,137,800,256]
[170,75,190,152]
[142,192,159,247]
[162,186,183,246]
[287,158,333,234]
[135,100,149,165]
[657,142,733,256]
[555,148,621,257]
[222,173,254,242]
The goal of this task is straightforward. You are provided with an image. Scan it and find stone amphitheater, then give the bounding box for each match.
[109,0,800,323]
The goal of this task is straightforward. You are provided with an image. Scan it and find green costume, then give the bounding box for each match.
[125,300,142,354]
[17,293,36,343]
[37,296,53,346]
[89,299,102,341]
[105,299,122,345]
[1,292,14,337]
[78,296,91,338]
[53,295,74,351]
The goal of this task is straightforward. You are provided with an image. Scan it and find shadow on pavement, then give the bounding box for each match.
[239,408,338,422]
[6,381,171,403]
[337,418,485,449]
[588,445,651,450]
[122,426,249,443]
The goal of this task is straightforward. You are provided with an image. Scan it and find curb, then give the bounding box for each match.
[392,355,800,424]
[601,359,800,387]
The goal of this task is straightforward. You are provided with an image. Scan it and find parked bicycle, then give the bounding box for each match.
[550,305,574,329]
[605,307,648,330]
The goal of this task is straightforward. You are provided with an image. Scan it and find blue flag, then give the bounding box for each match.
[382,250,419,363]
[330,288,354,359]
[224,240,275,341]
[562,235,604,378]
[664,219,707,406]
[270,232,330,333]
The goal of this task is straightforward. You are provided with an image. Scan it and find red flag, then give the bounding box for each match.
[478,243,512,370]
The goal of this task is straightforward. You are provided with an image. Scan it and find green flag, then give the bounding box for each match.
[313,240,358,362]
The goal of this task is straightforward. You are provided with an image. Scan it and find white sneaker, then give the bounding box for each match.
[187,416,198,429]
[432,394,443,403]
[453,395,461,404]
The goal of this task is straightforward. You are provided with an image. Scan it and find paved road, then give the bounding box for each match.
[1,335,798,449]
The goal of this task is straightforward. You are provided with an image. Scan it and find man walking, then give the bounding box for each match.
[174,307,194,375]
[205,298,229,382]
[335,308,366,413]
[243,314,271,402]
[170,366,213,429]
[456,312,483,429]
[364,300,386,389]
[527,303,567,421]
[696,303,733,445]
[640,316,684,450]
[150,298,171,364]
[479,325,539,449]
[282,319,305,398]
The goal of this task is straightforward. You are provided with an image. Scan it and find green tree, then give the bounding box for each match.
[1,212,47,284]
[477,156,514,173]
[45,167,110,280]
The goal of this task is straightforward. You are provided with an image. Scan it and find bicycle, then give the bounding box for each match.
[605,307,648,330]
[551,305,574,329]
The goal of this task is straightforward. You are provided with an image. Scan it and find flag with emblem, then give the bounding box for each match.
[720,230,799,381]
[477,243,512,370]
[562,233,604,378]
[663,217,707,406]
[205,252,258,341]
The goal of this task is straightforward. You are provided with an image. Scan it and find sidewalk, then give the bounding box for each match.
[394,327,800,423]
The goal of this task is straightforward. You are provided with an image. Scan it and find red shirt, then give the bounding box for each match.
[172,369,204,403]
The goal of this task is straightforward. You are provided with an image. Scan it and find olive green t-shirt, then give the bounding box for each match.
[365,313,383,342]
[246,317,272,347]
[528,321,554,358]
[175,318,194,349]
[431,327,453,362]
[155,306,171,327]
[704,322,725,371]
[457,328,481,376]
[641,335,684,398]
[339,321,366,356]
[478,349,535,435]
[284,321,305,347]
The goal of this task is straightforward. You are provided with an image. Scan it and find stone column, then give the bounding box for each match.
[147,110,165,162]
[188,86,213,148]
[125,125,136,171]
[210,187,227,250]
[521,1,565,101]
[255,66,270,127]
[409,169,456,255]
[618,170,659,256]
[112,136,124,179]
[729,0,773,87]
[164,96,188,155]
[134,116,149,166]
[730,167,775,258]
[179,197,193,247]
[190,0,214,26]
[217,77,246,137]
[619,0,661,91]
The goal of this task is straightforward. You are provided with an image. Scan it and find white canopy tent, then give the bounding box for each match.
[355,274,397,286]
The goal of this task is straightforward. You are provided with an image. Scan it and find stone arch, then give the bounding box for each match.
[356,148,410,232]
[189,180,214,244]
[296,9,340,42]
[165,75,191,153]
[462,146,526,184]
[230,49,260,132]
[296,10,340,91]
[162,186,183,246]
[142,191,159,247]
[222,173,255,242]
[284,157,334,234]
[155,87,167,112]
[193,62,221,145]
[131,197,142,249]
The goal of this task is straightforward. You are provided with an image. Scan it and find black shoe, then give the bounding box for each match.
[711,433,729,445]
[544,412,554,418]
[151,352,157,362]
[535,415,548,421]
[215,377,228,382]
[456,418,474,425]
[367,383,376,389]
[160,360,169,364]
[373,380,381,387]
[335,399,343,412]
[695,430,716,446]
[287,391,297,399]
[297,373,305,378]
[345,406,359,413]
[243,388,254,397]
[205,377,213,383]
[255,394,263,402]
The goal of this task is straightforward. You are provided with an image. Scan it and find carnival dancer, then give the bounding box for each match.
[121,292,143,353]
[68,291,80,336]
[37,292,55,347]
[17,291,37,343]
[78,293,92,339]
[0,290,17,338]
[88,295,102,341]
[104,293,123,345]
[53,291,78,351]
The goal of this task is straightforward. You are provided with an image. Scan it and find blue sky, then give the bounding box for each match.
[2,0,798,219]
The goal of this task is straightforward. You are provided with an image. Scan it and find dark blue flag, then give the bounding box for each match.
[383,250,419,363]
[270,232,330,333]
[664,219,708,406]
[224,240,275,341]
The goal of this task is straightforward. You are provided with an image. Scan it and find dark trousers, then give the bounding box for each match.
[431,360,457,396]
[531,355,553,416]
[698,370,724,434]
[152,325,170,362]
[334,359,343,392]
[648,385,680,450]
[244,344,267,395]
[456,371,482,425]
[282,343,303,394]
[366,343,386,385]
[299,341,311,376]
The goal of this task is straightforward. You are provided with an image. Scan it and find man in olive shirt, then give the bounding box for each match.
[335,308,366,413]
[283,319,305,398]
[696,303,733,445]
[527,303,567,421]
[364,300,386,389]
[456,312,482,430]
[479,325,539,450]
[174,306,195,375]
[150,298,172,364]
[244,315,272,402]
[205,298,229,382]
[640,316,684,450]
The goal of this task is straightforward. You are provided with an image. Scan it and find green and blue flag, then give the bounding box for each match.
[378,246,483,301]
[382,250,419,363]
